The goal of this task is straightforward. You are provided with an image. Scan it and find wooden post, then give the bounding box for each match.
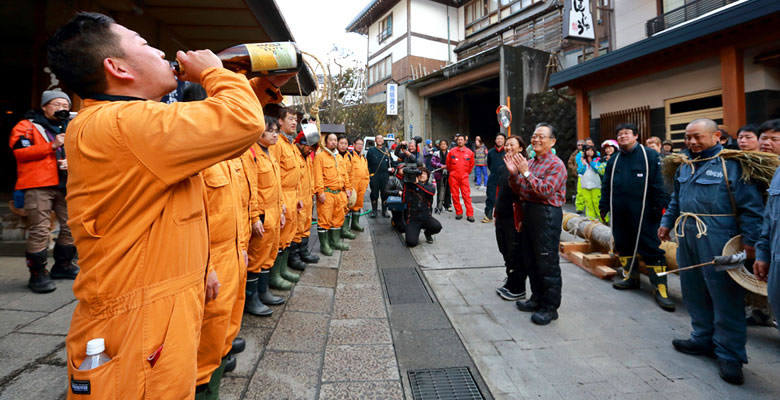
[720,46,746,132]
[575,87,590,140]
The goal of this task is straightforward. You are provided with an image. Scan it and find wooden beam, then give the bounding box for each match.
[561,251,617,279]
[559,241,592,254]
[418,62,500,98]
[575,87,590,140]
[720,46,746,132]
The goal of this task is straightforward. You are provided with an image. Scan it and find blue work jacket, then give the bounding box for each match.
[660,144,764,247]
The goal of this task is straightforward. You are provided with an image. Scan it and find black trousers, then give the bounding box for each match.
[612,209,665,264]
[484,175,498,217]
[436,175,451,209]
[521,202,563,310]
[391,210,406,233]
[495,214,526,293]
[370,174,389,202]
[405,214,442,247]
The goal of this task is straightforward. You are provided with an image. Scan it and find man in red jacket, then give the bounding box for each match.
[446,133,476,222]
[9,90,79,293]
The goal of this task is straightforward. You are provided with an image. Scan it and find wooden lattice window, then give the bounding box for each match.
[599,106,651,144]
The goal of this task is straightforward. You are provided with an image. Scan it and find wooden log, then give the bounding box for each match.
[562,212,680,270]
[561,212,613,252]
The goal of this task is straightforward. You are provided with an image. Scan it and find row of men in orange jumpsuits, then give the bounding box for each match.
[54,12,370,399]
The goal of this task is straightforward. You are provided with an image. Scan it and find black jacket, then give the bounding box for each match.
[487,147,505,175]
[600,143,669,220]
[383,175,404,198]
[494,166,520,219]
[367,145,392,178]
[404,181,436,220]
[395,146,423,167]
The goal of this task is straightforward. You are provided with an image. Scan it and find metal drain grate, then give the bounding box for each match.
[408,367,484,400]
[382,268,432,304]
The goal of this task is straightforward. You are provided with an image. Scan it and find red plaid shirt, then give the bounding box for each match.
[509,151,567,207]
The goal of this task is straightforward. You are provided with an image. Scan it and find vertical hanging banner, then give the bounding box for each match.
[563,0,595,41]
[386,83,398,115]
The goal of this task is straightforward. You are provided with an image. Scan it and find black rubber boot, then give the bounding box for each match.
[330,228,350,251]
[287,242,307,271]
[244,272,272,316]
[278,248,300,283]
[299,237,320,264]
[26,250,56,294]
[351,211,364,232]
[258,270,285,305]
[381,202,389,218]
[269,251,293,290]
[222,353,237,373]
[613,257,640,290]
[370,200,378,218]
[50,244,79,279]
[230,337,245,355]
[318,229,333,256]
[648,265,676,312]
[341,215,356,239]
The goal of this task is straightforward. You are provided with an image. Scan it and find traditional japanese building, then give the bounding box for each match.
[550,0,780,146]
[348,0,611,146]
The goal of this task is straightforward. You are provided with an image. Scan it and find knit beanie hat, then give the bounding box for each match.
[41,90,71,107]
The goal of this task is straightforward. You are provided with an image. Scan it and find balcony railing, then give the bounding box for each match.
[646,0,738,36]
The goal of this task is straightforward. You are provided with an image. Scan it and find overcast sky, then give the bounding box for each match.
[277,0,369,71]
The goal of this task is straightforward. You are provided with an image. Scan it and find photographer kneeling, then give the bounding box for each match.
[402,166,441,247]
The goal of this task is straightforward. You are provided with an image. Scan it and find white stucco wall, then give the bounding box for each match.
[590,58,721,116]
[614,0,656,49]
[368,0,408,58]
[410,36,450,61]
[368,39,407,66]
[591,48,780,118]
[408,0,460,62]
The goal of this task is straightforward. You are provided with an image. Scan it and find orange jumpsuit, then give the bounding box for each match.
[314,149,347,230]
[295,153,315,242]
[269,135,304,249]
[196,160,244,386]
[223,149,260,350]
[64,68,276,399]
[338,152,353,214]
[248,143,283,273]
[349,151,370,212]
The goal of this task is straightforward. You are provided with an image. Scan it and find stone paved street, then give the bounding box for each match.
[412,198,780,400]
[0,194,779,399]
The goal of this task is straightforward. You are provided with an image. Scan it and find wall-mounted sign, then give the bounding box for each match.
[563,0,595,41]
[386,83,398,115]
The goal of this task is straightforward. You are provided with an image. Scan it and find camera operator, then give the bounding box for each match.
[395,139,423,167]
[402,166,441,247]
[383,164,406,232]
[9,90,78,293]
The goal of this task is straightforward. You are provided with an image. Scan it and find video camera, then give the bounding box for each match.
[403,165,422,184]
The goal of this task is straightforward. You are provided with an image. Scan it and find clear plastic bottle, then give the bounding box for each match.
[77,338,111,371]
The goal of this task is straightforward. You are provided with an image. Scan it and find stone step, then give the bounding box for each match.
[0,240,28,257]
